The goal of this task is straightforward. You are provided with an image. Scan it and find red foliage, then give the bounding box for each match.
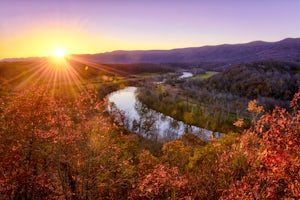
[0,86,110,199]
[221,88,300,199]
[129,164,189,199]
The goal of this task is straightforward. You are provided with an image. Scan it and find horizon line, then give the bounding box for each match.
[1,37,299,61]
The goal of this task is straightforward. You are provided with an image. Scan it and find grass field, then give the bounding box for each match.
[192,71,219,80]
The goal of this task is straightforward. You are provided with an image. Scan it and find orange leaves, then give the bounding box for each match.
[233,118,244,128]
[0,85,119,198]
[131,164,188,198]
[0,83,299,199]
[247,100,264,113]
[290,87,300,109]
[247,99,265,129]
[221,89,300,199]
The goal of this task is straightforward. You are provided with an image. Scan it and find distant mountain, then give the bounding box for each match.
[76,38,300,64]
[0,57,41,62]
[1,38,300,67]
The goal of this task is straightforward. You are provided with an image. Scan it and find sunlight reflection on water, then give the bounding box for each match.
[107,87,221,142]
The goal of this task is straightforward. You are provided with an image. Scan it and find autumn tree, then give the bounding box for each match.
[0,86,64,198]
[221,88,300,199]
[129,164,189,199]
[0,85,139,199]
[162,140,192,171]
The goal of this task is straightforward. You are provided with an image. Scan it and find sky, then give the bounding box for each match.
[1,0,300,59]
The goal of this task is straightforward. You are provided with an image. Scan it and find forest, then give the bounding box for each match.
[0,59,299,199]
[137,61,300,133]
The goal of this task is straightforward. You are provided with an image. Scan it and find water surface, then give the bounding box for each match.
[107,87,221,142]
[179,72,193,79]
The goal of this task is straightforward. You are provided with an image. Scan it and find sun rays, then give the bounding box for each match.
[3,56,85,98]
[2,52,133,101]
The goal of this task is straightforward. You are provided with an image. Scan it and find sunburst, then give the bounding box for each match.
[51,48,66,59]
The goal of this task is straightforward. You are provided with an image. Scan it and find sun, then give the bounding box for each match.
[51,48,66,58]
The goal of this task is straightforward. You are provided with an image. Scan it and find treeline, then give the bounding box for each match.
[137,60,300,133]
[137,84,238,133]
[205,61,300,101]
[0,61,37,85]
[0,60,174,86]
[0,84,299,199]
[179,60,300,113]
[67,61,174,79]
[162,62,231,71]
[104,63,174,75]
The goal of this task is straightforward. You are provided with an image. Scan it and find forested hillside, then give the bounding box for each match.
[0,83,299,199]
[0,57,299,199]
[206,61,300,100]
[181,61,300,110]
[1,0,300,198]
[0,60,174,87]
[136,61,299,134]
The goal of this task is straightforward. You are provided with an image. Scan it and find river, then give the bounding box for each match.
[179,72,193,79]
[107,86,222,142]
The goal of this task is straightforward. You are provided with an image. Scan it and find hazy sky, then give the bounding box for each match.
[1,0,300,59]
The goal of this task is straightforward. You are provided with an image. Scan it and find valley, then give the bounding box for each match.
[0,38,299,199]
[1,0,300,198]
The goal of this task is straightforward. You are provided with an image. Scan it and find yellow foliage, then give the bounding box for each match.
[233,118,244,128]
[247,100,264,113]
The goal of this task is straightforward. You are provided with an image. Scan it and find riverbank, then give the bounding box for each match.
[136,82,239,133]
[107,87,222,142]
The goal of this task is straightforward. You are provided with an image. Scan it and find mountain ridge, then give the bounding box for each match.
[1,38,300,64]
[76,38,300,64]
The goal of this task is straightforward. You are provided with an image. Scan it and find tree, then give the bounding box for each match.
[221,88,300,199]
[129,164,189,199]
[162,140,192,170]
[0,85,139,199]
